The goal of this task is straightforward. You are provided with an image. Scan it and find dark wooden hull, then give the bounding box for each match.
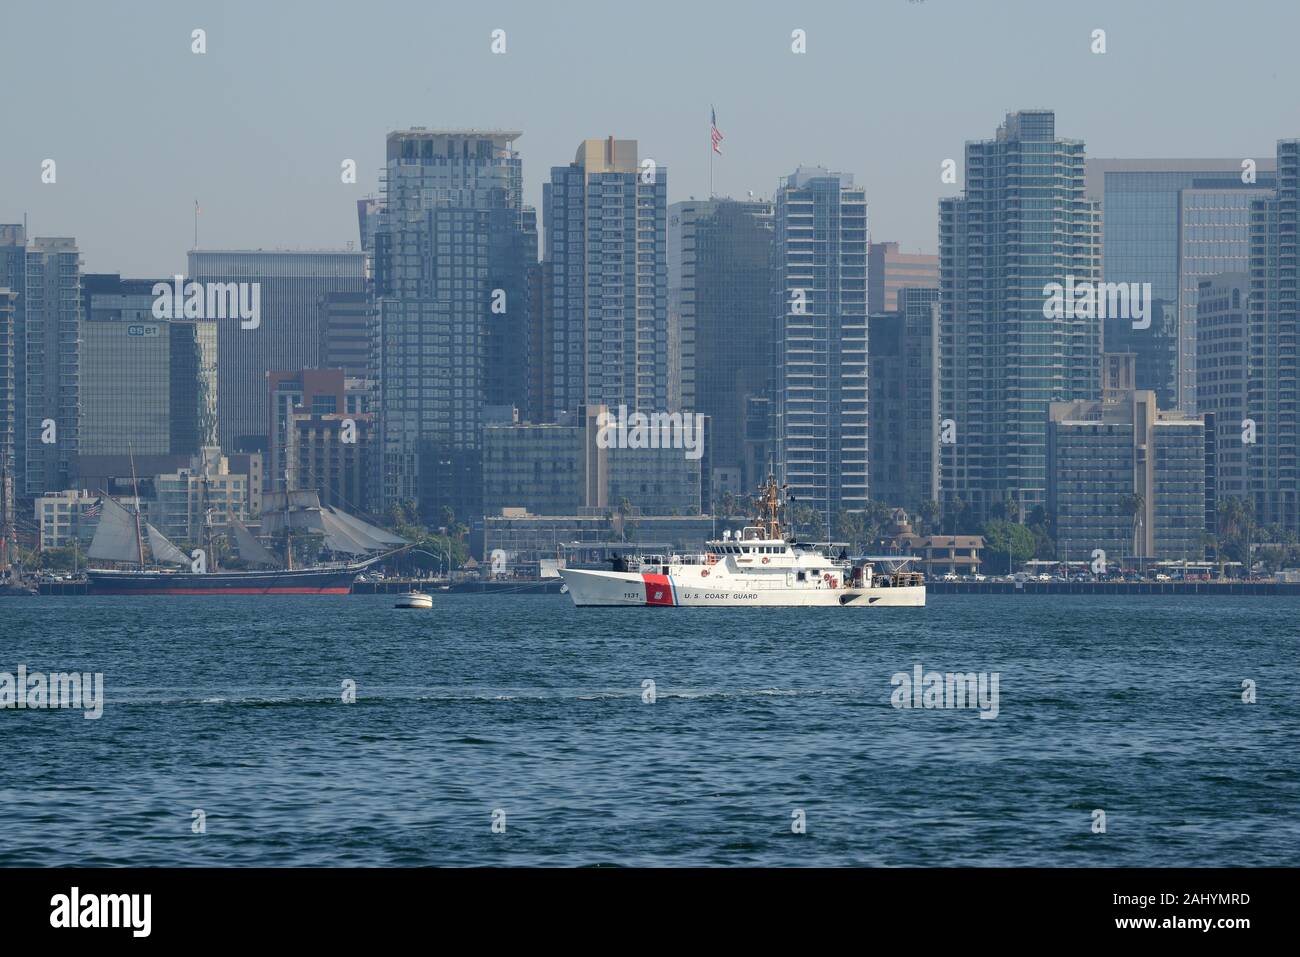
[87,566,360,595]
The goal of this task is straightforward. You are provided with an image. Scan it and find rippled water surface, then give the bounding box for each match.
[1,594,1296,865]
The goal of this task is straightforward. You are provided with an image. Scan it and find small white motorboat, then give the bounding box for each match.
[395,591,433,609]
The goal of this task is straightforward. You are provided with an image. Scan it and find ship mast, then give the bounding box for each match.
[128,445,146,568]
[754,475,786,541]
[283,471,293,571]
[0,462,12,577]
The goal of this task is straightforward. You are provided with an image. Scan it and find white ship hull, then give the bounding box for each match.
[559,567,925,608]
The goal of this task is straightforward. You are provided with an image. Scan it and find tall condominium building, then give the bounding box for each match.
[868,286,940,512]
[867,241,938,313]
[0,225,23,495]
[1049,358,1206,563]
[669,198,773,490]
[187,248,365,455]
[1196,273,1250,517]
[940,110,1101,521]
[20,237,83,498]
[543,138,668,421]
[374,129,538,522]
[772,166,869,534]
[1086,159,1276,412]
[80,274,217,461]
[1241,140,1300,532]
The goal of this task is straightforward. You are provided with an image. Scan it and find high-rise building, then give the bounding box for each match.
[1049,362,1205,563]
[1196,273,1250,518]
[1085,158,1275,411]
[1241,140,1300,532]
[21,237,82,498]
[867,241,938,313]
[319,290,373,379]
[79,274,217,462]
[940,110,1101,521]
[0,287,15,494]
[374,129,538,523]
[268,369,371,512]
[187,249,365,455]
[869,286,940,512]
[772,166,869,534]
[543,137,668,421]
[0,225,23,497]
[482,405,703,519]
[669,198,773,490]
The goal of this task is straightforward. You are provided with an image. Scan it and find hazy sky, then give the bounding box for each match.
[4,0,1298,277]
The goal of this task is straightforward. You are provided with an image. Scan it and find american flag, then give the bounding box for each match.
[711,107,723,155]
[83,497,103,519]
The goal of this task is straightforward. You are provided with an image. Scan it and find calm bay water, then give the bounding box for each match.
[1,593,1296,866]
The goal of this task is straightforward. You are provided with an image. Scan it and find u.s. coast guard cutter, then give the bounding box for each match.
[559,477,925,608]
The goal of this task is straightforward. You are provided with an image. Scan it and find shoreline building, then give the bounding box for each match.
[772,166,870,537]
[543,138,668,422]
[374,128,537,522]
[940,110,1101,522]
[1086,158,1276,412]
[1049,355,1206,563]
[482,404,706,521]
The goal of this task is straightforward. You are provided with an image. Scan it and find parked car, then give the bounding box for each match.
[942,572,959,582]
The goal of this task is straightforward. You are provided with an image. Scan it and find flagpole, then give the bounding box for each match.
[709,108,714,198]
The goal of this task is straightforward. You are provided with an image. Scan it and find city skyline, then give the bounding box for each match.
[4,0,1300,278]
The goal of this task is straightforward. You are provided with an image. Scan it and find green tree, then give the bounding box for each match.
[918,500,941,536]
[981,519,1035,572]
[836,510,868,551]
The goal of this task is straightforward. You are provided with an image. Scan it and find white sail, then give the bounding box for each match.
[325,507,408,548]
[87,497,143,564]
[228,518,278,567]
[145,523,190,566]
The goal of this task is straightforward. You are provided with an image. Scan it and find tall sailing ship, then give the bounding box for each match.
[559,476,926,608]
[85,489,405,595]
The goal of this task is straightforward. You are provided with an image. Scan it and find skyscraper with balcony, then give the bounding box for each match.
[772,167,869,534]
[374,129,538,521]
[669,198,773,491]
[21,237,82,497]
[940,110,1101,521]
[1241,139,1300,532]
[543,138,668,421]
